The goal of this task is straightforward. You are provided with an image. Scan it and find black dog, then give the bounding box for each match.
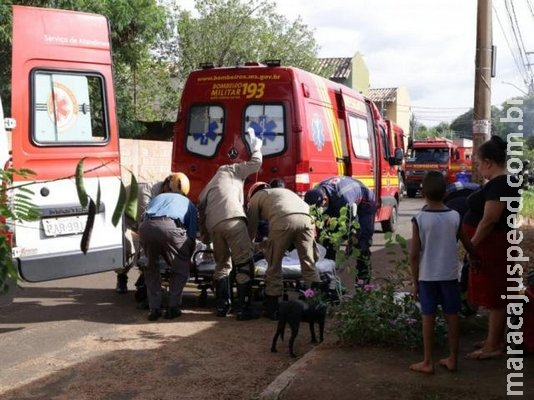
[271,299,326,358]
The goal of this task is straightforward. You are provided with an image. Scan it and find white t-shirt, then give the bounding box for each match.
[413,208,461,281]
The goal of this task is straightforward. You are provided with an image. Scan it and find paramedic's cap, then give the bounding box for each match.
[304,188,324,207]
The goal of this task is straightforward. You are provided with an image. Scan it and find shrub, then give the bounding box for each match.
[332,232,447,350]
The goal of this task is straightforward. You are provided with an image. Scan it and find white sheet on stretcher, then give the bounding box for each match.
[194,244,337,285]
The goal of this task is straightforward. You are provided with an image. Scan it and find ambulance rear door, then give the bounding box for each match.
[10,6,123,282]
[340,94,378,192]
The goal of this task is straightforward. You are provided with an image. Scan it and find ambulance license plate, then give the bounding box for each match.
[42,215,87,237]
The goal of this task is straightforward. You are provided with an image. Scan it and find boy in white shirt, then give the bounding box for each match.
[409,171,477,374]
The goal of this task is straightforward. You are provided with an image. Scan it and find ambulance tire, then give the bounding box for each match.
[380,203,398,233]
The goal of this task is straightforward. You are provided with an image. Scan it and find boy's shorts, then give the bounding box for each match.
[418,280,461,315]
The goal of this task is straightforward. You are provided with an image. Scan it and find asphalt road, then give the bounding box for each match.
[0,197,425,395]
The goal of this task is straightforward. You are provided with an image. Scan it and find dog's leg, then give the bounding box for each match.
[288,320,299,358]
[271,320,285,353]
[309,321,317,343]
[318,313,325,343]
[271,331,280,353]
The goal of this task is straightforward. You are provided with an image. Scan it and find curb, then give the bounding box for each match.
[258,343,324,400]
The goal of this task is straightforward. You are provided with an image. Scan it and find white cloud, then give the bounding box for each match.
[176,0,533,126]
[274,0,532,125]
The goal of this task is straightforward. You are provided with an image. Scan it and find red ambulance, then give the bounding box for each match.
[171,61,403,231]
[2,6,124,285]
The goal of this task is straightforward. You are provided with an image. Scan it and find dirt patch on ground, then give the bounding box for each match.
[1,223,532,400]
[0,295,306,400]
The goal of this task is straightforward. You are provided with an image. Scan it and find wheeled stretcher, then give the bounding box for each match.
[189,243,339,306]
[135,241,339,307]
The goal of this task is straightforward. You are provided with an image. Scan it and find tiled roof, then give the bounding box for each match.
[368,87,398,103]
[312,57,352,80]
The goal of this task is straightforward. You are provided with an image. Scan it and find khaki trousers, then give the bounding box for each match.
[263,214,320,296]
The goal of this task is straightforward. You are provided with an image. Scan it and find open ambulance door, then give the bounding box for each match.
[9,6,124,282]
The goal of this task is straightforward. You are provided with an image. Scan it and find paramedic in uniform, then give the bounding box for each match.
[197,128,263,321]
[116,175,174,294]
[247,183,321,320]
[304,176,377,281]
[138,173,197,321]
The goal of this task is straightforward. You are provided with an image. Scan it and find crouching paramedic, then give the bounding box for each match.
[247,182,321,320]
[304,176,376,282]
[197,128,263,321]
[115,174,174,294]
[138,173,197,321]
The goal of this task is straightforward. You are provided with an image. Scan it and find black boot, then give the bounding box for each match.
[215,277,231,317]
[263,295,279,320]
[116,272,128,294]
[236,282,260,321]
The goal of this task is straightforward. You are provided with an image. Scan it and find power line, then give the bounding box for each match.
[504,0,533,87]
[527,0,534,19]
[494,4,528,86]
[397,103,471,110]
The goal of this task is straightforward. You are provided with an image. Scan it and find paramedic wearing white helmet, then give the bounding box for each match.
[197,128,263,321]
[138,173,197,321]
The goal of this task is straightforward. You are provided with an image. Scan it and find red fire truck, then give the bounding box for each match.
[171,61,403,231]
[405,137,473,197]
[1,6,124,288]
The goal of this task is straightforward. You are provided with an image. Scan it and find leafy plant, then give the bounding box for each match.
[0,167,39,294]
[332,232,447,349]
[74,158,138,254]
[0,160,139,294]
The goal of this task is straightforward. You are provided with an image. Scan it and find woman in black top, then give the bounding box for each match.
[463,136,522,360]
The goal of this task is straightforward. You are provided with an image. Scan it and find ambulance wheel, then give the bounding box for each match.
[407,188,417,198]
[381,204,398,232]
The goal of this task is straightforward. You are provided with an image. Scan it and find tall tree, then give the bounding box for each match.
[157,0,319,85]
[0,0,167,137]
[500,95,534,139]
[449,106,504,139]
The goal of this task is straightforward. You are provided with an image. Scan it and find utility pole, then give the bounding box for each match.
[472,0,492,183]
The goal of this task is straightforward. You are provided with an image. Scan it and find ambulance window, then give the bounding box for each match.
[244,104,285,156]
[32,71,107,144]
[348,115,371,158]
[186,105,224,157]
[380,126,390,160]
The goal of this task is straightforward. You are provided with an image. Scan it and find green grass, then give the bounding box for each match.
[523,189,534,222]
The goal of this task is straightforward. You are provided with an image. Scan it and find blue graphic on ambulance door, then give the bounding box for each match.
[312,114,325,151]
[245,104,286,156]
[193,121,218,145]
[186,105,223,157]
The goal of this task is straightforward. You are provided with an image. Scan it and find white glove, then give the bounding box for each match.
[248,127,263,152]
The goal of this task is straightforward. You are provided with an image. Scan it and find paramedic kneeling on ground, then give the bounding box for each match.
[197,128,263,321]
[138,173,197,321]
[247,183,321,320]
[304,176,377,282]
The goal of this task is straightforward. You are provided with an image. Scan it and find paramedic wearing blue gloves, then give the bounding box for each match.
[139,173,198,321]
[304,176,377,281]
